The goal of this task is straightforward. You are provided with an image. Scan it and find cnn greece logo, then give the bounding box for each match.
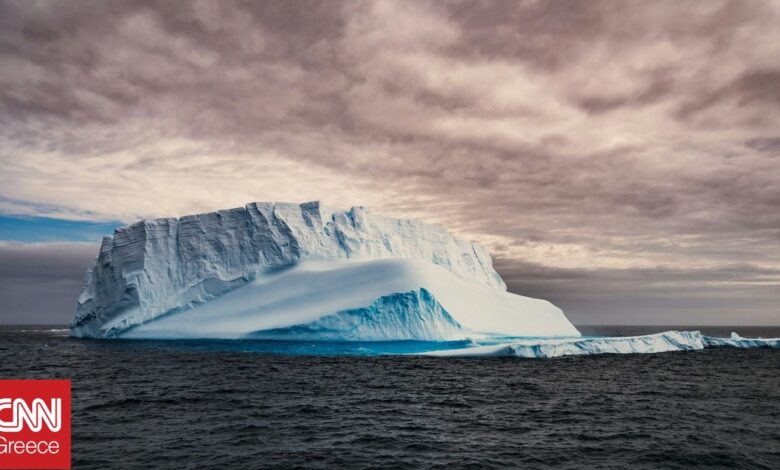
[0,398,62,433]
[0,380,70,470]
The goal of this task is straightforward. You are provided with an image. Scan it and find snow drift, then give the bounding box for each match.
[70,201,579,339]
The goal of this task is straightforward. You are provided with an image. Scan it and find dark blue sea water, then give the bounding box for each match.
[1,325,778,469]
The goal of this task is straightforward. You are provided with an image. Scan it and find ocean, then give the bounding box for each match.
[1,325,778,469]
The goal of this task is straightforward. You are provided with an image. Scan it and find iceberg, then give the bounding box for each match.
[70,201,579,339]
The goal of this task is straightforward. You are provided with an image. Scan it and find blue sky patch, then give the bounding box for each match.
[0,215,122,242]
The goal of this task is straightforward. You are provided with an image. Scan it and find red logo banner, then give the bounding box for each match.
[0,380,71,469]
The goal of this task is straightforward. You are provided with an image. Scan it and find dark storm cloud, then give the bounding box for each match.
[0,242,96,324]
[494,258,780,325]
[0,243,96,281]
[676,68,780,124]
[744,137,780,155]
[0,0,778,324]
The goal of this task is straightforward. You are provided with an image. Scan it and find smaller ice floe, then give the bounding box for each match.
[702,332,780,349]
[422,331,706,358]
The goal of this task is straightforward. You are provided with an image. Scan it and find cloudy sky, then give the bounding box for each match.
[1,0,778,325]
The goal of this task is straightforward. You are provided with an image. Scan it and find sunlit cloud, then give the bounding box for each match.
[1,0,778,323]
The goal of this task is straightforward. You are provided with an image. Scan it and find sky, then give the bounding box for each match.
[0,0,778,325]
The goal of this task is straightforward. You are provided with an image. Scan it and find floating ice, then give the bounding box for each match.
[702,332,780,349]
[423,330,780,358]
[422,331,704,358]
[69,201,778,351]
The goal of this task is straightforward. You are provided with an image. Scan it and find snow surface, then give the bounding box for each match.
[71,201,576,339]
[120,259,578,339]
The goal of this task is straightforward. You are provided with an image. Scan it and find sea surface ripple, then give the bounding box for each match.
[0,325,778,469]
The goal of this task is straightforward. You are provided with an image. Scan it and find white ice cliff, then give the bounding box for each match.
[70,201,579,339]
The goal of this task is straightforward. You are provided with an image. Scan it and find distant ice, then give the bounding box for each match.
[422,331,779,358]
[702,332,780,349]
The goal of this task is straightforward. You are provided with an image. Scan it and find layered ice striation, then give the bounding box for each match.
[71,201,578,339]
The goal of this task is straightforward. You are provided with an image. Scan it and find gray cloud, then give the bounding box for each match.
[0,0,778,324]
[744,137,780,155]
[0,242,96,324]
[494,258,780,325]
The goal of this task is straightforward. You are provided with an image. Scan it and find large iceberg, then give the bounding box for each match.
[70,201,579,339]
